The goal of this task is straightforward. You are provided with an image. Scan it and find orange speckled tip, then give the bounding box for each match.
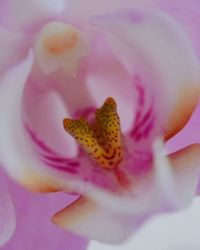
[63,97,124,169]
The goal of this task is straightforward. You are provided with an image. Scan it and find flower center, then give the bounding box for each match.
[63,97,124,169]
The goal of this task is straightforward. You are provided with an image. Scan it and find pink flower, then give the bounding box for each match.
[0,0,200,247]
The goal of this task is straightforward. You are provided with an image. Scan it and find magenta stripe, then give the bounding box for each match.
[136,84,145,106]
[142,117,155,138]
[25,123,81,172]
[132,117,155,141]
[130,105,153,138]
[41,154,80,167]
[25,124,57,155]
[42,160,78,174]
[68,161,80,167]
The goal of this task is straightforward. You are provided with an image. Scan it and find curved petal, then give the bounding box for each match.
[0,0,69,32]
[50,143,200,243]
[23,59,94,157]
[159,0,200,59]
[91,9,200,140]
[88,199,200,250]
[0,168,15,247]
[85,36,135,132]
[52,196,140,243]
[23,80,78,158]
[0,50,61,192]
[153,141,200,209]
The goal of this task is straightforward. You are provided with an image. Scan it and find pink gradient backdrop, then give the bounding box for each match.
[1,178,88,250]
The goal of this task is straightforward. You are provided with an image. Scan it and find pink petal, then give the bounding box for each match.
[23,76,78,158]
[0,50,61,192]
[85,36,135,132]
[0,0,68,32]
[0,168,15,247]
[0,27,31,75]
[91,9,200,140]
[105,141,200,213]
[23,59,95,157]
[66,0,156,22]
[159,0,200,59]
[1,179,87,250]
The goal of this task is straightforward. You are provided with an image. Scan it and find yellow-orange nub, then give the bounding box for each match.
[44,29,78,55]
[35,21,88,75]
[63,97,124,169]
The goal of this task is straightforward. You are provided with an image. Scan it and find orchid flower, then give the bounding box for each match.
[0,0,200,247]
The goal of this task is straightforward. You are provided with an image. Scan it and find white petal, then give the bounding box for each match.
[88,198,200,250]
[153,140,200,209]
[91,9,200,139]
[52,196,138,243]
[169,144,200,207]
[0,51,60,192]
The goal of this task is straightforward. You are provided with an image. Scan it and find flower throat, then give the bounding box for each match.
[63,97,124,169]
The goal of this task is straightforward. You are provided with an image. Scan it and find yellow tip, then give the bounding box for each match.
[105,97,116,105]
[63,118,72,129]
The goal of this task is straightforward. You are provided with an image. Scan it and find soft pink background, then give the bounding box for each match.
[2,179,88,250]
